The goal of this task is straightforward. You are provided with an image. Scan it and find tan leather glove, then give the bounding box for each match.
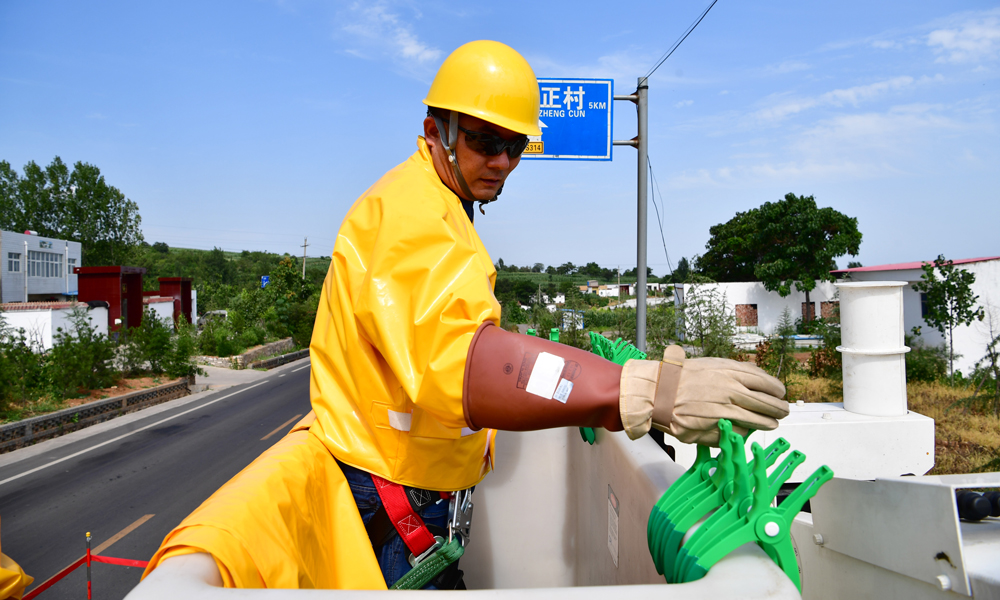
[619,346,788,445]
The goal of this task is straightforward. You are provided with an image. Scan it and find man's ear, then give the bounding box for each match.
[423,116,439,151]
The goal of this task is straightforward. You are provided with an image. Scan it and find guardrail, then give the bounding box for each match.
[247,348,309,371]
[0,379,190,454]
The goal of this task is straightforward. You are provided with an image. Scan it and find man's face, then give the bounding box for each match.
[423,113,524,202]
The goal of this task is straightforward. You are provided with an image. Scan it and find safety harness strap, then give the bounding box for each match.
[371,474,438,558]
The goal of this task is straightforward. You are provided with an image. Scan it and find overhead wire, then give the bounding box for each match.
[643,0,720,80]
[647,157,674,275]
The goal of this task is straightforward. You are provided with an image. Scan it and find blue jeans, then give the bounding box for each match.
[339,461,450,588]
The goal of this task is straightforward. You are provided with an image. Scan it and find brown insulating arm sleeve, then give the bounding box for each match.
[462,322,624,432]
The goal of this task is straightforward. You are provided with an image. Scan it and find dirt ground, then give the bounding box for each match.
[64,376,173,408]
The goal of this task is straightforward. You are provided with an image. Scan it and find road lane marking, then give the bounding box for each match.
[278,373,285,377]
[94,514,155,555]
[261,414,304,441]
[0,380,269,488]
[292,363,311,372]
[25,514,155,596]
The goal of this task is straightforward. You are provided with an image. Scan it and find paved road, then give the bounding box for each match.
[0,359,313,599]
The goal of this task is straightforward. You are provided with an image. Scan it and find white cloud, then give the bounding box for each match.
[752,75,920,123]
[675,100,693,108]
[339,2,441,72]
[766,60,810,74]
[928,13,1000,64]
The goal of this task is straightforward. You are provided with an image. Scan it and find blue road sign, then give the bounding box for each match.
[261,275,270,289]
[521,79,613,161]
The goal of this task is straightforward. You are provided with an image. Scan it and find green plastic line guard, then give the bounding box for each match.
[389,538,465,590]
[584,332,647,445]
[649,425,767,577]
[658,433,790,581]
[670,436,794,580]
[646,418,834,591]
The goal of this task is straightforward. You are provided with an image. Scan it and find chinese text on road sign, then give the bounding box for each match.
[521,79,613,161]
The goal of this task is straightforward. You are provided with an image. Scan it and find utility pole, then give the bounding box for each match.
[300,237,309,280]
[613,77,649,351]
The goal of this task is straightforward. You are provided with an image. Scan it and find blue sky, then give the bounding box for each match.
[2,1,997,278]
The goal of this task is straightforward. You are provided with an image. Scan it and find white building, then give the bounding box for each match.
[675,280,841,334]
[1,230,82,303]
[833,256,1000,375]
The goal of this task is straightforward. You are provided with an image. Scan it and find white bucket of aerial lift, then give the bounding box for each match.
[128,428,801,599]
[835,281,910,417]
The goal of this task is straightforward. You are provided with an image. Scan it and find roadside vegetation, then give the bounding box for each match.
[0,308,202,424]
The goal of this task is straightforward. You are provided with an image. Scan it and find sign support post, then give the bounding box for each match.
[613,77,649,352]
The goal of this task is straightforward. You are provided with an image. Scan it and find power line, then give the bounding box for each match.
[647,157,674,275]
[644,0,720,79]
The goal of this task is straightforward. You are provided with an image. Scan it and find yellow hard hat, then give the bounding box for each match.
[424,41,541,137]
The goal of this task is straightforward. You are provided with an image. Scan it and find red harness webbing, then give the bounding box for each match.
[371,474,439,557]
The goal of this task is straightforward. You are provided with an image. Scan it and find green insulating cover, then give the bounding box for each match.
[647,418,834,592]
[581,333,647,445]
[526,328,536,337]
[549,328,559,342]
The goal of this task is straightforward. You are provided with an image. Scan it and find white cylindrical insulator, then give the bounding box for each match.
[836,281,910,417]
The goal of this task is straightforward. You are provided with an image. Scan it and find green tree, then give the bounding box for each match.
[0,157,144,266]
[669,257,691,283]
[698,193,862,322]
[911,255,984,380]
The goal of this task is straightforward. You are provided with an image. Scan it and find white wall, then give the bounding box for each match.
[679,281,840,335]
[845,259,1000,375]
[145,299,175,327]
[1,304,109,350]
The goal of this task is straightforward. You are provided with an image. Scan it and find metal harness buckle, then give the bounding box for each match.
[448,489,474,547]
[407,535,444,568]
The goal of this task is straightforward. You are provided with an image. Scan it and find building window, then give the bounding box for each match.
[68,257,77,274]
[7,252,20,273]
[27,250,63,278]
[820,301,839,319]
[735,304,758,327]
[921,293,928,318]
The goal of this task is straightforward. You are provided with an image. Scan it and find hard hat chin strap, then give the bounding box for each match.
[433,113,502,214]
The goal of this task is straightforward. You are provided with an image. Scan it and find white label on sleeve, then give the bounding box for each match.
[553,378,574,403]
[525,352,565,400]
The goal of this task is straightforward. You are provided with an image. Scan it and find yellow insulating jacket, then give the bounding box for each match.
[143,138,499,589]
[143,414,386,589]
[309,136,500,492]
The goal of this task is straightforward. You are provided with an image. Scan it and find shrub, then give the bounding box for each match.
[905,329,948,383]
[165,316,205,379]
[122,308,173,375]
[756,308,798,388]
[47,307,117,398]
[199,317,243,357]
[684,284,736,358]
[0,317,47,409]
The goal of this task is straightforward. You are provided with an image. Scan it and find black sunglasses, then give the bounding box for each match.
[458,126,530,158]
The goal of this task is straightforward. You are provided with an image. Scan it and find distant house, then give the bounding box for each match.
[1,230,82,303]
[675,281,840,335]
[833,256,1000,374]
